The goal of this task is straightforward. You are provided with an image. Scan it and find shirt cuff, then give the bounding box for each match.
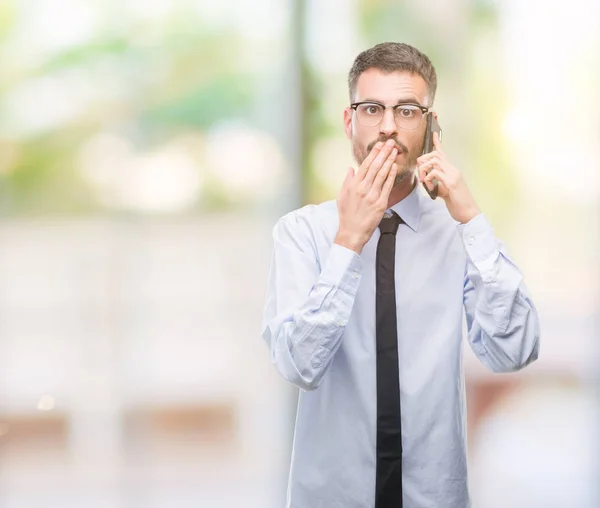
[456,213,499,274]
[320,243,363,296]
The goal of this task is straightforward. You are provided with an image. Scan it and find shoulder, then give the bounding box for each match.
[274,199,338,237]
[271,200,338,259]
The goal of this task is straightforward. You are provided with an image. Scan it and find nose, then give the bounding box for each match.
[379,107,398,138]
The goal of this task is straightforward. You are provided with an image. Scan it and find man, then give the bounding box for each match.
[261,42,540,508]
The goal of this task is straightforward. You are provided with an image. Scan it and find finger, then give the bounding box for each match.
[379,163,398,203]
[372,148,398,190]
[364,140,396,183]
[418,163,427,183]
[417,150,442,165]
[364,145,398,184]
[418,160,431,182]
[356,142,384,180]
[342,166,354,188]
[418,158,444,182]
[433,131,444,154]
[423,168,447,191]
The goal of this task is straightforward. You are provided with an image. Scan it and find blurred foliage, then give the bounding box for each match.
[303,63,333,206]
[0,2,256,216]
[0,130,96,216]
[141,74,253,131]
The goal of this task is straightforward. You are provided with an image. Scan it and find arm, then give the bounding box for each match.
[261,211,363,391]
[460,214,540,373]
[261,139,399,390]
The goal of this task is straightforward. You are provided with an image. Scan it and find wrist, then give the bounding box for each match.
[457,208,481,224]
[452,200,480,224]
[334,230,365,255]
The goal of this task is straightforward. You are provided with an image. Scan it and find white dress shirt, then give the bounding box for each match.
[261,181,540,508]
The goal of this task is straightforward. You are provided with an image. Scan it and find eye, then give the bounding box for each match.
[365,104,382,115]
[397,107,416,118]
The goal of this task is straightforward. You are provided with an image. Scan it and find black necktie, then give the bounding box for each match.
[375,210,403,508]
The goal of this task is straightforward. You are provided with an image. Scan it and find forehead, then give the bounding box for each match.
[354,68,429,105]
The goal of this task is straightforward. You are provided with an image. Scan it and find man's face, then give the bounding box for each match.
[343,69,431,185]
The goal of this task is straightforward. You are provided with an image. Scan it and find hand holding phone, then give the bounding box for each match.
[422,113,442,200]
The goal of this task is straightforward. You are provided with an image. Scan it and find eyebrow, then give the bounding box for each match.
[361,97,423,106]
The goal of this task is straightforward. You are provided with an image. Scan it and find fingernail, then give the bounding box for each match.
[375,142,383,149]
[386,139,394,146]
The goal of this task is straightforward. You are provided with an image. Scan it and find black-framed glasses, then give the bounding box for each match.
[350,101,429,130]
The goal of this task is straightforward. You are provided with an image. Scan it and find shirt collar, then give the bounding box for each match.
[388,179,422,232]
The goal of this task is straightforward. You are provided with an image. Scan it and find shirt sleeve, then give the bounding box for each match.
[459,213,540,373]
[261,210,363,390]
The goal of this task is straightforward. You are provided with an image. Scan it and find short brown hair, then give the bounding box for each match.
[348,42,437,106]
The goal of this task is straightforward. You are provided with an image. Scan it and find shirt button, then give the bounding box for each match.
[467,236,475,246]
[484,275,493,283]
[351,270,360,279]
[337,319,347,326]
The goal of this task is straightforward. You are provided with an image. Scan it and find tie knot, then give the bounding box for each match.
[378,211,402,235]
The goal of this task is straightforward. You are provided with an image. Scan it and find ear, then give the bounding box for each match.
[343,107,353,140]
[432,111,439,121]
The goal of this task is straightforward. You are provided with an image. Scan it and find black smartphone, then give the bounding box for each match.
[422,113,442,200]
